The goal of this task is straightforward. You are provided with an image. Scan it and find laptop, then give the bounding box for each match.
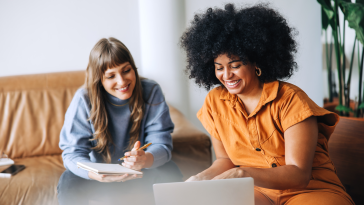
[153,178,254,205]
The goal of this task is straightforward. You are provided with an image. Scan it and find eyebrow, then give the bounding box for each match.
[214,60,241,65]
[104,63,131,74]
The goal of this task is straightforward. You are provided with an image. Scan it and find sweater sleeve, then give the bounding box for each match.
[143,85,174,169]
[59,89,93,179]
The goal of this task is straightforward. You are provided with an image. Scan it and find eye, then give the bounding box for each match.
[106,75,114,79]
[232,64,241,69]
[123,68,131,73]
[216,67,223,71]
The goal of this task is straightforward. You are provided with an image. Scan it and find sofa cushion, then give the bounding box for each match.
[0,155,65,205]
[0,71,85,159]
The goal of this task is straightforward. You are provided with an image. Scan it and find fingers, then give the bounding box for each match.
[120,174,143,182]
[212,171,229,180]
[113,174,130,182]
[125,150,145,157]
[123,144,146,170]
[122,161,142,170]
[132,141,141,151]
[185,177,194,182]
[91,173,128,182]
[212,175,221,180]
[123,154,146,170]
[124,155,145,162]
[89,171,142,183]
[122,161,135,167]
[185,175,200,182]
[119,175,132,182]
[88,171,102,181]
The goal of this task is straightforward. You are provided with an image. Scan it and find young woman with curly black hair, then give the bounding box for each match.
[180,3,354,205]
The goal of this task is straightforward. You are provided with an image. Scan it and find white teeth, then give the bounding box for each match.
[116,85,128,91]
[226,80,240,86]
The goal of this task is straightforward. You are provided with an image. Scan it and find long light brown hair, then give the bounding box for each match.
[85,37,144,163]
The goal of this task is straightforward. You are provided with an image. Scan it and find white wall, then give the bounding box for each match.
[0,0,141,76]
[0,0,323,131]
[138,0,190,116]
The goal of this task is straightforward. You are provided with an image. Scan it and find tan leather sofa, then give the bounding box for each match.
[0,71,212,205]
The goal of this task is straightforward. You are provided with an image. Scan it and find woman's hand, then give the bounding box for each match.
[122,141,153,170]
[185,174,206,182]
[88,171,142,182]
[212,167,247,180]
[185,137,237,182]
[186,167,245,182]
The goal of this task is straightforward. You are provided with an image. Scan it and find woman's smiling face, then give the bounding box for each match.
[214,54,257,96]
[102,61,136,100]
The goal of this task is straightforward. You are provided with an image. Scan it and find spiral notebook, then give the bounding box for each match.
[77,162,143,175]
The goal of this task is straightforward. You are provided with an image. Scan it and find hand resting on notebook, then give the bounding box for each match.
[88,141,154,182]
[88,171,142,182]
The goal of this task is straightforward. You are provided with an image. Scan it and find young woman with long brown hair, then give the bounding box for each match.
[57,37,182,204]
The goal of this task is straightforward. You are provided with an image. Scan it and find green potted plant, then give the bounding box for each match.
[318,0,364,117]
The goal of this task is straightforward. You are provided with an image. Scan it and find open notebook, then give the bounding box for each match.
[77,162,143,175]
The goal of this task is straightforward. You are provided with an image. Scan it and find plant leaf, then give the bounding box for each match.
[339,0,353,14]
[340,2,364,45]
[323,7,335,21]
[335,104,354,112]
[322,7,330,30]
[359,102,364,109]
[317,0,336,30]
[357,0,364,5]
[317,0,334,11]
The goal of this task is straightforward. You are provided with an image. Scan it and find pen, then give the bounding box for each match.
[118,142,152,161]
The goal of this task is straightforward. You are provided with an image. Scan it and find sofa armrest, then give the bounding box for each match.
[168,105,212,180]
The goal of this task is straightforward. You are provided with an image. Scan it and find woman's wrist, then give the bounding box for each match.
[143,152,154,169]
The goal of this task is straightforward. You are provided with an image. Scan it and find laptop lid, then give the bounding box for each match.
[153,177,254,205]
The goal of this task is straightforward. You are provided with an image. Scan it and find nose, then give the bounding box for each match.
[223,67,233,80]
[116,74,124,85]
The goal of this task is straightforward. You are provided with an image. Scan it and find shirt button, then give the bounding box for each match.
[255,148,261,151]
[271,163,277,168]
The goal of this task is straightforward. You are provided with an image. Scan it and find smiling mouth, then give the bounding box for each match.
[225,80,241,88]
[115,84,130,92]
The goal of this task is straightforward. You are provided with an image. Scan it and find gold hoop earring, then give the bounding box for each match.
[256,67,262,76]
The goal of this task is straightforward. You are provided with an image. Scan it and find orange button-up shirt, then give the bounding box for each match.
[197,81,352,202]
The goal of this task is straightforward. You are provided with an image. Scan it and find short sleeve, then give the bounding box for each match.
[279,90,339,136]
[197,93,221,141]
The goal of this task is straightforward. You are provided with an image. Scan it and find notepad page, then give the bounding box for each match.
[77,162,143,175]
[0,158,14,166]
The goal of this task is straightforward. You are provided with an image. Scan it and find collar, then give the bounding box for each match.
[219,86,238,107]
[103,89,129,106]
[260,81,280,106]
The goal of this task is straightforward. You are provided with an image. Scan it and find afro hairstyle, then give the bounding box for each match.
[180,3,298,90]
